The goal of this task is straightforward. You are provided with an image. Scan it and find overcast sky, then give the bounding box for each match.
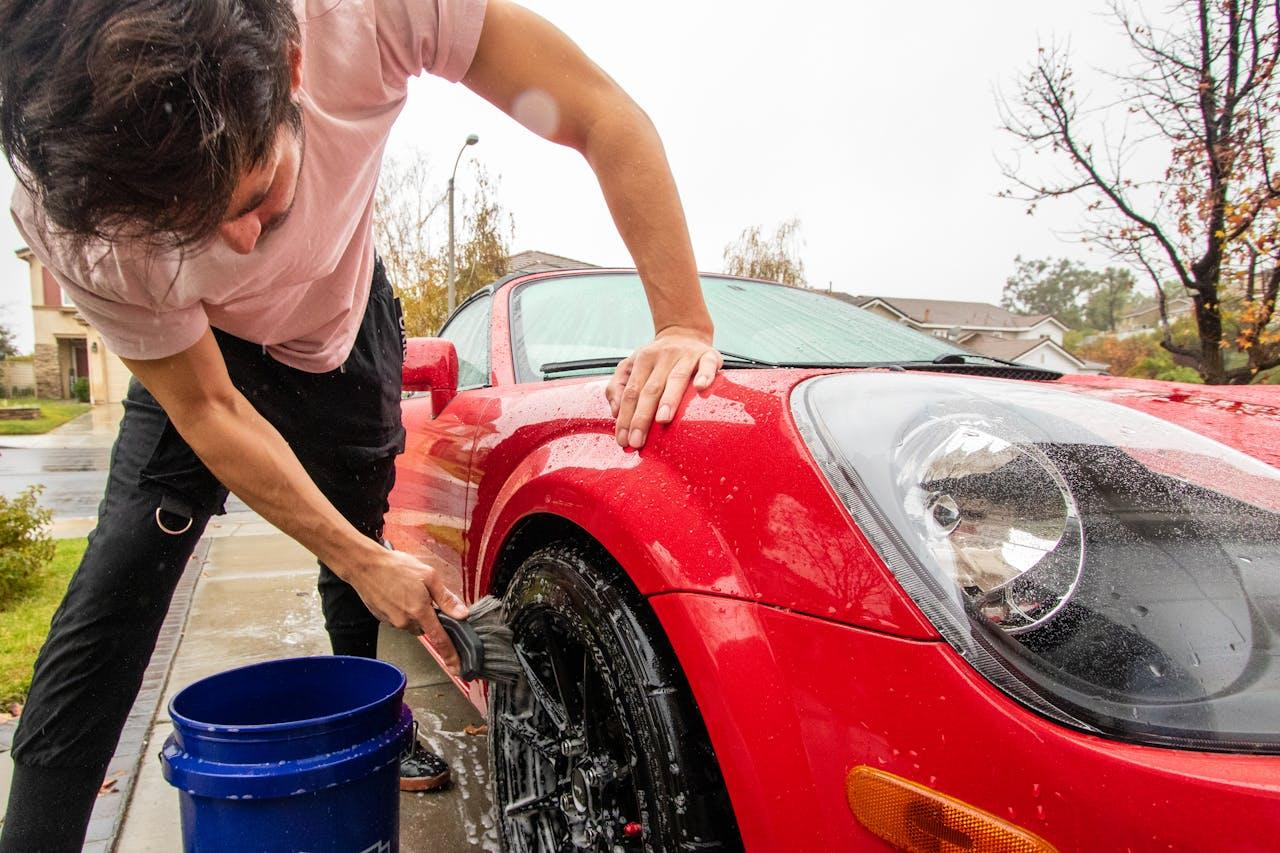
[1,0,1146,352]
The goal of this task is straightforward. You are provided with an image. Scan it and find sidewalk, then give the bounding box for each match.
[0,511,500,851]
[0,404,122,450]
[1,407,499,850]
[113,515,501,851]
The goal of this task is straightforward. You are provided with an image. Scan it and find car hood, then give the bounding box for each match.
[1057,374,1280,468]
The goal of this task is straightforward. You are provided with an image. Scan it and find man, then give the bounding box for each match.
[0,0,720,848]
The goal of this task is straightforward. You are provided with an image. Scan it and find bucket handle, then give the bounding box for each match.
[402,719,419,761]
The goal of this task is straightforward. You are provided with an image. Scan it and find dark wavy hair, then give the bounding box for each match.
[0,0,300,251]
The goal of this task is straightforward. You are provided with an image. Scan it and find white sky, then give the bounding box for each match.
[1,0,1144,352]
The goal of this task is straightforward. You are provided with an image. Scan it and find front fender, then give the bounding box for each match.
[473,433,751,601]
[463,374,936,639]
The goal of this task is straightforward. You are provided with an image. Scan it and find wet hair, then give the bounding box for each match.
[0,0,301,251]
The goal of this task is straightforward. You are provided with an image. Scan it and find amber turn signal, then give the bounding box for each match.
[846,766,1057,853]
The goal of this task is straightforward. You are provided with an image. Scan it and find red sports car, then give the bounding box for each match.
[384,269,1280,853]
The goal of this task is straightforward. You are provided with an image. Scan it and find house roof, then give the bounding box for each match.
[959,333,1087,368]
[1120,295,1194,320]
[854,295,1064,331]
[506,249,597,273]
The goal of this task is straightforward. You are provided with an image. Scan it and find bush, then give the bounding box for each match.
[0,487,55,608]
[72,377,89,403]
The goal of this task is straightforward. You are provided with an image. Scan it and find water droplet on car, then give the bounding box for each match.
[1147,662,1164,678]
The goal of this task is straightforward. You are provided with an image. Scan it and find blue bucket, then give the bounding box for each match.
[160,656,413,852]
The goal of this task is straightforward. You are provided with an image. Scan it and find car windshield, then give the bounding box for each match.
[510,273,963,382]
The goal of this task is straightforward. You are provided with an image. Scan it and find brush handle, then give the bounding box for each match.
[436,611,485,682]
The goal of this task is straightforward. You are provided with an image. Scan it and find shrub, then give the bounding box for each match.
[72,377,90,403]
[0,487,55,608]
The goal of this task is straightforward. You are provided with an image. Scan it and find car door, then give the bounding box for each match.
[385,293,497,601]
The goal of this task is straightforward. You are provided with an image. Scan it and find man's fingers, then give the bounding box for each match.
[623,354,674,448]
[615,354,655,446]
[654,357,698,424]
[604,357,633,419]
[693,350,721,390]
[428,577,469,620]
[415,608,461,676]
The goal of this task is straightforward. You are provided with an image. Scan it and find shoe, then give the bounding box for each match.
[400,739,451,792]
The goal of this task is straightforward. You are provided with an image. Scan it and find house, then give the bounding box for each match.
[506,249,598,273]
[1117,295,1195,335]
[17,247,132,403]
[829,293,1108,375]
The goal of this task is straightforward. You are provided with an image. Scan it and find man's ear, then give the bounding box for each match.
[289,43,303,94]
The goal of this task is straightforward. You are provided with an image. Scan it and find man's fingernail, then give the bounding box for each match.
[629,429,644,448]
[616,428,628,445]
[657,404,671,422]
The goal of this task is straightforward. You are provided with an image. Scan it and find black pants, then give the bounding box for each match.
[0,260,406,853]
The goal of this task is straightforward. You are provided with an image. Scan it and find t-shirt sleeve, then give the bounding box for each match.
[11,200,210,361]
[374,0,488,89]
[53,275,210,361]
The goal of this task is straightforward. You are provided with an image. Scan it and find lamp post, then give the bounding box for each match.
[447,133,480,313]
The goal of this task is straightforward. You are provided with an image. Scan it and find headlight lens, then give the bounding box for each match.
[899,419,1083,633]
[792,372,1280,753]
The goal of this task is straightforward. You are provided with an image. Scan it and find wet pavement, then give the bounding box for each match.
[0,407,247,519]
[115,528,499,852]
[0,408,498,850]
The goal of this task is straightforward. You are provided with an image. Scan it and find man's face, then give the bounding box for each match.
[217,116,304,256]
[216,45,304,256]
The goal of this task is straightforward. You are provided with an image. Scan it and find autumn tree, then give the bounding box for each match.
[999,1,1280,383]
[373,150,514,336]
[723,218,807,286]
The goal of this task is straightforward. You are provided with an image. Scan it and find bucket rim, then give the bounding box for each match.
[167,655,407,735]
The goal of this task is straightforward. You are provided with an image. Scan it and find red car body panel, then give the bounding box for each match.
[654,593,1280,853]
[385,271,1280,851]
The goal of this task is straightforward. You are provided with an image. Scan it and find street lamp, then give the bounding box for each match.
[447,133,480,313]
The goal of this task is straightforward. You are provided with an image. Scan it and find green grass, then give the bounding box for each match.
[0,538,86,705]
[0,398,91,435]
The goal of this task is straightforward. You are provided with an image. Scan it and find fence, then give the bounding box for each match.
[1,359,37,397]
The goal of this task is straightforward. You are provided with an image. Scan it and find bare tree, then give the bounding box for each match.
[723,218,807,287]
[999,1,1280,383]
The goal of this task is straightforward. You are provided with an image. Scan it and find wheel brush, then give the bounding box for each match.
[436,597,521,683]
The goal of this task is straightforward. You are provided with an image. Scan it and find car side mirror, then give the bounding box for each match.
[403,337,458,413]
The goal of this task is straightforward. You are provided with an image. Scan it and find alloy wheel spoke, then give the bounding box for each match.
[517,644,570,730]
[504,789,561,819]
[498,711,560,761]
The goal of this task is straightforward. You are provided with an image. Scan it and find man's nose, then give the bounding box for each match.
[218,216,262,255]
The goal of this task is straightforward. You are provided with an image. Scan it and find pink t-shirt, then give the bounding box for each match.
[11,0,487,372]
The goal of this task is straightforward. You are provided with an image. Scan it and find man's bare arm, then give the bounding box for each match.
[122,330,467,666]
[462,0,722,448]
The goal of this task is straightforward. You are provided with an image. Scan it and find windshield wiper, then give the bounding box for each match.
[541,351,778,376]
[540,351,1061,381]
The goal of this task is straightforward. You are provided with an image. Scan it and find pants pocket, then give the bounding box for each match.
[137,419,229,523]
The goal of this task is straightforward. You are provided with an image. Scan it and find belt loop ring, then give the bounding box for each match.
[155,506,194,536]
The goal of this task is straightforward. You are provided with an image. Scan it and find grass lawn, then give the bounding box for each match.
[0,398,91,435]
[0,538,86,705]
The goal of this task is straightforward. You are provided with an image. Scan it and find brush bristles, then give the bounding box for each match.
[466,595,521,683]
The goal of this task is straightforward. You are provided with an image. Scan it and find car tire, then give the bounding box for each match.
[490,541,742,853]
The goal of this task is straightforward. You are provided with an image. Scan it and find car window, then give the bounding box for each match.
[439,294,491,389]
[510,273,962,383]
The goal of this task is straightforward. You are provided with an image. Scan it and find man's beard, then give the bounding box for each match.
[258,103,306,244]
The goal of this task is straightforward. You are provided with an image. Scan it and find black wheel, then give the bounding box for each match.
[491,542,742,852]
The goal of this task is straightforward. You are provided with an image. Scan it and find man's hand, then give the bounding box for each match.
[344,545,469,675]
[606,326,722,448]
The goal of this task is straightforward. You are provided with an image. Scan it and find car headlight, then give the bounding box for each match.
[791,372,1280,753]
